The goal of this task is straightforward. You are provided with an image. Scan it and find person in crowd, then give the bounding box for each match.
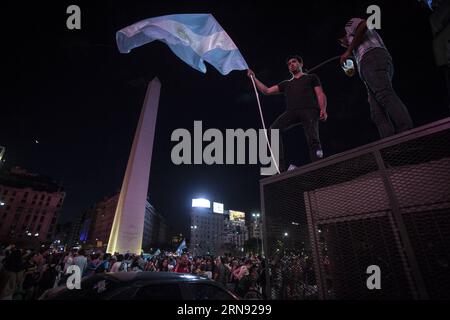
[95,254,109,273]
[214,257,230,287]
[174,254,190,273]
[85,253,101,277]
[109,254,125,273]
[233,259,252,281]
[36,253,59,298]
[73,249,88,276]
[157,258,169,272]
[236,265,259,298]
[0,248,25,300]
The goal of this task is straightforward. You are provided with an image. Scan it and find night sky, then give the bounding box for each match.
[2,0,448,236]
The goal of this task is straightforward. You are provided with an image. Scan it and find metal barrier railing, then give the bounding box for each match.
[261,118,450,300]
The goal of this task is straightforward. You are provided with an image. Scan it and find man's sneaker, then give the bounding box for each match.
[287,164,297,171]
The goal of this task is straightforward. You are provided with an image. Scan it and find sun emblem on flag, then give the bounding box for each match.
[176,26,192,45]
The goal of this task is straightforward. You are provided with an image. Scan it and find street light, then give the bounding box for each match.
[252,213,262,255]
[284,232,288,237]
[0,201,5,206]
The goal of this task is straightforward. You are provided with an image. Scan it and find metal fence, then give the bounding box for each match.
[260,118,450,300]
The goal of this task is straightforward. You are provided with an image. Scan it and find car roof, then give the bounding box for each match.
[104,271,212,283]
[41,272,240,300]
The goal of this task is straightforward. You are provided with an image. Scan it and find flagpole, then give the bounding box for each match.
[250,75,281,175]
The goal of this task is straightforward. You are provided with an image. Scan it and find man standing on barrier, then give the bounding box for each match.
[338,17,414,138]
[247,55,328,171]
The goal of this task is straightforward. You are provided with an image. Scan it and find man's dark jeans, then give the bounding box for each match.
[360,48,413,138]
[270,108,322,171]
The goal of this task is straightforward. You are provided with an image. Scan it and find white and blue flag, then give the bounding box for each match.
[176,239,187,256]
[116,14,248,75]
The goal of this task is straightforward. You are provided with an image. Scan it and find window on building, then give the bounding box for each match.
[32,216,37,222]
[12,191,16,196]
[37,225,42,232]
[3,190,8,195]
[40,216,44,223]
[40,194,45,200]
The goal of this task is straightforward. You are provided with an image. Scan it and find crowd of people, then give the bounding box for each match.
[0,243,266,300]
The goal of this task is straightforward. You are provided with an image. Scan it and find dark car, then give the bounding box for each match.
[39,272,240,300]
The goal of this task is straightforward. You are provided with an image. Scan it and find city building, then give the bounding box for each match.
[88,194,119,248]
[0,166,65,244]
[142,201,169,250]
[190,199,225,256]
[223,210,249,254]
[82,193,169,251]
[249,213,262,240]
[77,206,95,245]
[189,199,252,256]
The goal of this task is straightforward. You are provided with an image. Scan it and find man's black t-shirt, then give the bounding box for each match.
[277,74,322,110]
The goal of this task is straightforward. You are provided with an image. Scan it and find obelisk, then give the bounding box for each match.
[107,77,161,254]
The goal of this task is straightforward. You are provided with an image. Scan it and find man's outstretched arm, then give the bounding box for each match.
[247,69,280,95]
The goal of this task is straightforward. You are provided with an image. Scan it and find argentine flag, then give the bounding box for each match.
[176,239,187,256]
[116,14,248,75]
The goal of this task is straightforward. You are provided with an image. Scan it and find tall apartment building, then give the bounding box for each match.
[189,199,251,256]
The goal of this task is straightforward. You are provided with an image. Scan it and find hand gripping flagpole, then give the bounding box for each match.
[250,75,281,175]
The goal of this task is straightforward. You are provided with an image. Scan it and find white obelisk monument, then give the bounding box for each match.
[107,77,161,254]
